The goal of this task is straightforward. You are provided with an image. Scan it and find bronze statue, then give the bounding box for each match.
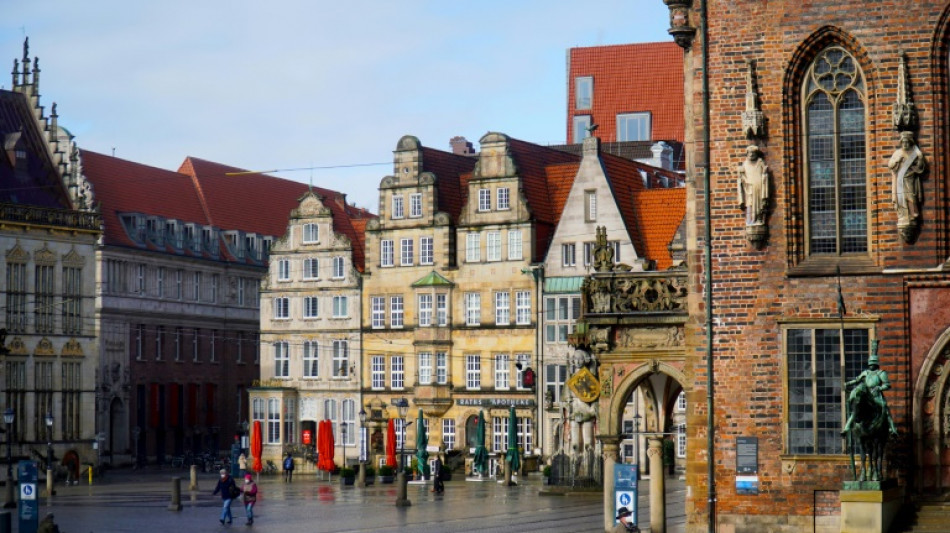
[842,340,896,482]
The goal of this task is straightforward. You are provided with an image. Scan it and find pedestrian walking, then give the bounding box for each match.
[212,468,239,525]
[238,453,247,478]
[283,452,295,483]
[612,506,639,532]
[242,474,258,526]
[431,455,445,494]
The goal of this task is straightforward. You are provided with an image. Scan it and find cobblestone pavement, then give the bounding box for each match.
[7,469,685,533]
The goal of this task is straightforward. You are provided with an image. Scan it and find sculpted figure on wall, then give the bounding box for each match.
[889,131,926,242]
[737,145,769,247]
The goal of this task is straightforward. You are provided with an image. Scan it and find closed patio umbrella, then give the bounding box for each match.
[386,418,397,469]
[415,409,430,478]
[251,420,263,474]
[505,406,520,485]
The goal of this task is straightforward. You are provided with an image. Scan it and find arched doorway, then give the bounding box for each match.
[913,325,950,494]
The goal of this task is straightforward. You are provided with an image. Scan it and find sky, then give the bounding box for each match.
[3,1,672,211]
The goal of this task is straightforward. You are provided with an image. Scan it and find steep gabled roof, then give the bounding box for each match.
[507,138,580,226]
[631,187,686,270]
[419,146,476,223]
[179,157,375,270]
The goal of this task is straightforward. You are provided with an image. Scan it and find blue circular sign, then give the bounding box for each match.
[619,492,631,506]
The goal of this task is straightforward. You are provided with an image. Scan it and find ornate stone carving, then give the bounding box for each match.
[34,337,55,356]
[592,226,614,273]
[738,145,769,247]
[663,0,696,50]
[742,59,764,139]
[893,51,919,132]
[889,131,926,243]
[616,327,683,349]
[62,248,85,267]
[62,338,83,357]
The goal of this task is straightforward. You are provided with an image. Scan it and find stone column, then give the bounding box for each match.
[647,437,666,533]
[599,435,621,533]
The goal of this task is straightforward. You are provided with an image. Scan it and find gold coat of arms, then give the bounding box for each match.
[567,367,601,403]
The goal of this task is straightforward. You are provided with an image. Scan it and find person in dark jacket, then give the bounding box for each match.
[431,455,445,494]
[283,453,295,482]
[212,468,238,524]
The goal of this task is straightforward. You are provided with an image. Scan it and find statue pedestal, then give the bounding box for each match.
[839,480,901,533]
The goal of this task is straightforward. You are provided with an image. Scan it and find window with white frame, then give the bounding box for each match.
[494,292,510,325]
[562,243,576,267]
[371,356,385,389]
[381,240,394,267]
[332,296,348,318]
[584,242,594,267]
[409,193,423,218]
[573,115,591,144]
[442,418,456,450]
[436,352,448,384]
[136,263,145,295]
[575,76,593,110]
[155,326,164,360]
[516,354,531,389]
[492,417,506,452]
[324,399,337,439]
[278,259,290,281]
[303,341,318,378]
[211,274,219,303]
[274,342,289,378]
[303,223,319,243]
[478,189,491,211]
[466,233,480,262]
[274,297,290,319]
[267,399,280,444]
[332,256,345,279]
[545,296,581,343]
[157,267,165,298]
[420,236,434,265]
[236,277,244,306]
[466,355,481,390]
[436,294,448,326]
[517,417,533,451]
[390,296,404,328]
[545,364,567,404]
[391,356,405,389]
[193,328,200,361]
[176,269,183,299]
[193,272,201,301]
[585,190,597,222]
[676,391,686,412]
[617,112,651,142]
[486,232,501,261]
[134,324,144,360]
[343,399,356,445]
[508,230,523,260]
[495,354,510,390]
[303,258,319,280]
[786,326,868,454]
[371,297,385,328]
[332,340,349,377]
[284,399,297,444]
[395,418,406,450]
[400,238,414,266]
[418,352,432,385]
[515,291,531,325]
[252,398,264,427]
[677,423,687,458]
[497,187,510,210]
[303,296,319,318]
[465,293,481,326]
[418,294,433,327]
[612,241,621,263]
[392,195,404,219]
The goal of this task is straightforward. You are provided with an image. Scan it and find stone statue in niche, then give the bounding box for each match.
[737,145,769,247]
[889,131,926,242]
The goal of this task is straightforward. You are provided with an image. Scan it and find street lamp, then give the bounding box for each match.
[394,398,411,507]
[4,407,15,508]
[633,413,642,477]
[357,408,367,487]
[45,412,55,497]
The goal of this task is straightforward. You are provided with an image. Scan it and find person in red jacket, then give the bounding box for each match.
[242,474,258,526]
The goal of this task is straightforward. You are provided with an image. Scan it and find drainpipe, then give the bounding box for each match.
[701,0,716,530]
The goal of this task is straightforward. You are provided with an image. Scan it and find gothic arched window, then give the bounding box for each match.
[803,47,868,256]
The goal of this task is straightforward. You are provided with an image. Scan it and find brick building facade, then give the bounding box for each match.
[667,1,950,532]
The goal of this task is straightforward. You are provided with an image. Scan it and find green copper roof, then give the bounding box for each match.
[411,271,454,287]
[544,276,585,294]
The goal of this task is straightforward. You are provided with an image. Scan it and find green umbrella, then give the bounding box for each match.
[505,406,520,473]
[415,409,430,478]
[473,410,488,476]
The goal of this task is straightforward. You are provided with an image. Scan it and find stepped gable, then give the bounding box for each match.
[81,150,207,251]
[419,145,476,224]
[631,187,685,270]
[0,90,72,208]
[179,157,374,270]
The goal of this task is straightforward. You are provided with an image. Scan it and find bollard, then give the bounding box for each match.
[189,465,198,491]
[46,468,55,497]
[87,464,93,485]
[168,477,182,511]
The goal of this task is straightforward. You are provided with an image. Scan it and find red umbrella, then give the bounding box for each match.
[385,418,397,469]
[317,420,328,471]
[318,420,335,472]
[251,420,263,473]
[326,420,336,471]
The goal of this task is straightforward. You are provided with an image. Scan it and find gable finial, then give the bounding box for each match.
[20,37,30,86]
[11,59,19,89]
[893,51,918,132]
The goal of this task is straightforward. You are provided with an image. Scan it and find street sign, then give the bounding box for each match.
[614,463,638,526]
[18,460,38,533]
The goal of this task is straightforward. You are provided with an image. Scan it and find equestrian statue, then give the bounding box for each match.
[841,340,898,482]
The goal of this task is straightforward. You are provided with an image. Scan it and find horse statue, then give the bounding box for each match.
[842,340,897,482]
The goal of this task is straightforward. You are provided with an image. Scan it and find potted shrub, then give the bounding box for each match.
[363,465,376,485]
[339,467,355,486]
[378,465,395,484]
[542,465,552,486]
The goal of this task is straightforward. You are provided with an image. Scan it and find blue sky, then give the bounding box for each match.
[3,1,672,211]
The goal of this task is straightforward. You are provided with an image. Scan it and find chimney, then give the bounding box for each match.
[450,136,475,156]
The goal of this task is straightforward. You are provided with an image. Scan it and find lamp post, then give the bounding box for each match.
[3,408,14,508]
[45,412,55,497]
[357,408,367,487]
[394,398,411,507]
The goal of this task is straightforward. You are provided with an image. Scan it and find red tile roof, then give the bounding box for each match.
[419,146,477,223]
[81,150,374,270]
[567,42,684,143]
[631,187,686,270]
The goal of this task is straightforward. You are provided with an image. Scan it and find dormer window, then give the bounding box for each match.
[224,231,244,259]
[166,220,182,249]
[202,227,217,256]
[262,237,273,260]
[120,214,147,244]
[184,224,200,253]
[303,223,319,243]
[245,234,259,261]
[146,217,163,246]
